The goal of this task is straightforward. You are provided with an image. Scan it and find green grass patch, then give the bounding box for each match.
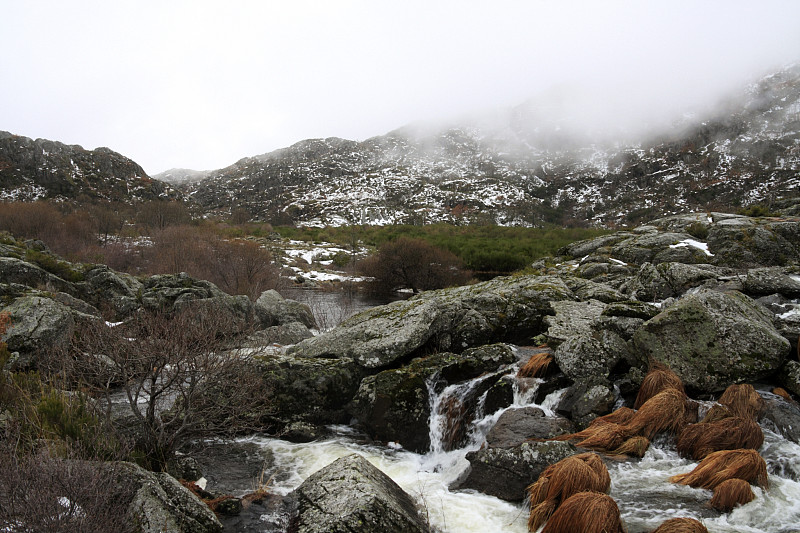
[274,224,612,274]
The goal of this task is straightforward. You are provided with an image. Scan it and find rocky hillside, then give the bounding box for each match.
[184,65,800,227]
[0,131,178,203]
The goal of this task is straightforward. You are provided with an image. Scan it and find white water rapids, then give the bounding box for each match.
[210,355,800,533]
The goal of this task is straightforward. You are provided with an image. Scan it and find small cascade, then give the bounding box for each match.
[427,375,486,455]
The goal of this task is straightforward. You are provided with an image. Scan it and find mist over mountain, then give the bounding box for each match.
[2,65,798,227]
[181,64,800,227]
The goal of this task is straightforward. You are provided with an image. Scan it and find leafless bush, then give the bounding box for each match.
[54,306,272,470]
[0,441,134,533]
[358,237,471,295]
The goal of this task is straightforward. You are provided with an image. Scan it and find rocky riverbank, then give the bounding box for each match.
[4,211,800,532]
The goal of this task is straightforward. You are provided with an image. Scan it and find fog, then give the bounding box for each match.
[1,1,798,174]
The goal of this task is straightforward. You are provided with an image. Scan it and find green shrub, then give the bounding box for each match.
[24,249,85,282]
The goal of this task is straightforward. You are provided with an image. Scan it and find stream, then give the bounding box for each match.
[188,346,800,533]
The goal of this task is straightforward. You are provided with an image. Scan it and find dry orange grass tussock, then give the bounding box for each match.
[635,361,685,409]
[527,453,611,531]
[717,384,765,420]
[539,491,626,533]
[700,404,733,424]
[518,350,556,379]
[772,387,795,403]
[609,436,651,458]
[710,478,755,512]
[669,449,769,490]
[676,417,763,460]
[621,388,689,440]
[649,517,709,532]
[551,408,635,443]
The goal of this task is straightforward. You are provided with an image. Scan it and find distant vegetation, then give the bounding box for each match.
[276,224,613,276]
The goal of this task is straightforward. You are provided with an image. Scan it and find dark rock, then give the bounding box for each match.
[780,361,800,398]
[256,353,366,429]
[484,407,574,448]
[457,441,577,502]
[761,392,800,444]
[601,300,662,320]
[483,374,516,415]
[290,454,427,533]
[743,267,800,298]
[282,421,325,443]
[348,346,516,452]
[633,289,790,393]
[254,289,316,329]
[556,378,616,428]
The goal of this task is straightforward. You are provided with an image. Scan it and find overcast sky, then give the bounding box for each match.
[2,1,799,175]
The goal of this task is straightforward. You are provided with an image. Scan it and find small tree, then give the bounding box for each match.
[60,306,270,470]
[359,237,471,294]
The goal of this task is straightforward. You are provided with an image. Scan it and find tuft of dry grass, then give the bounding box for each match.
[621,388,689,440]
[717,384,764,421]
[701,404,733,424]
[551,408,635,444]
[772,387,795,403]
[669,449,769,490]
[539,491,626,533]
[649,517,709,532]
[527,453,611,531]
[575,424,626,452]
[677,417,763,460]
[710,478,755,512]
[609,436,651,458]
[518,349,557,378]
[635,361,685,409]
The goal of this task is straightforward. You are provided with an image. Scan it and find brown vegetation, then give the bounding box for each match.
[717,384,765,421]
[609,436,651,458]
[700,404,733,424]
[620,388,691,440]
[527,453,611,531]
[772,387,795,403]
[49,306,271,470]
[669,449,769,490]
[517,349,556,379]
[635,361,685,409]
[539,491,626,533]
[358,236,472,294]
[710,478,755,512]
[676,417,764,460]
[649,517,709,532]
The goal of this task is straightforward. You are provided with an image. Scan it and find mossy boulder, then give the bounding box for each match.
[290,454,428,533]
[289,274,574,368]
[633,289,790,393]
[254,289,316,329]
[1,295,75,369]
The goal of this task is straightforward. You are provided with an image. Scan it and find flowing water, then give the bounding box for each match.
[199,349,800,533]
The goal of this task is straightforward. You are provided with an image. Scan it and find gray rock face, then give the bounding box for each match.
[256,353,365,428]
[484,407,574,448]
[254,289,316,329]
[290,274,574,368]
[743,267,800,297]
[633,290,790,393]
[106,462,222,533]
[0,256,76,293]
[457,441,577,502]
[624,262,724,301]
[82,265,143,318]
[545,299,606,347]
[290,454,428,533]
[556,378,616,428]
[708,222,800,268]
[244,321,313,346]
[553,329,631,381]
[1,295,74,368]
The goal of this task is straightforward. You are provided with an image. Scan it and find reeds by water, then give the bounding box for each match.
[710,478,755,512]
[649,517,709,532]
[539,491,626,533]
[669,448,769,490]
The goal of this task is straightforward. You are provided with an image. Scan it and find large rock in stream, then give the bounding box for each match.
[633,289,790,393]
[290,454,428,533]
[289,275,574,369]
[348,344,517,452]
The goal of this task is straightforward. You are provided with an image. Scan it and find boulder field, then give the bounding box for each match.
[5,212,800,531]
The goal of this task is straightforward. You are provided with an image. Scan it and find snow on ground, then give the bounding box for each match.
[669,239,714,256]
